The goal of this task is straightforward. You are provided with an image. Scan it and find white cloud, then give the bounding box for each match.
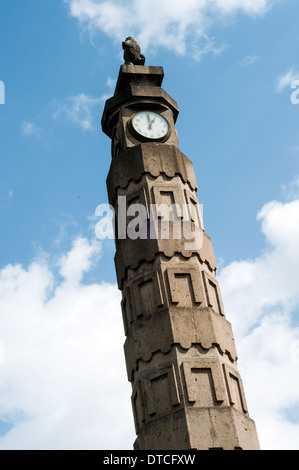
[276,68,299,93]
[58,237,101,284]
[282,176,299,200]
[20,121,39,136]
[218,197,299,450]
[220,199,299,336]
[53,94,102,131]
[1,192,299,449]
[0,237,135,449]
[240,54,260,67]
[0,341,4,366]
[212,0,272,14]
[64,0,277,59]
[106,76,116,89]
[98,76,117,103]
[52,77,116,130]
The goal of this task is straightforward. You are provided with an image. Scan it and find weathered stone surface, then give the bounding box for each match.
[124,306,238,381]
[103,63,260,450]
[108,103,179,155]
[107,144,198,201]
[121,255,222,329]
[115,231,217,289]
[115,65,164,95]
[102,66,179,138]
[186,407,260,451]
[134,406,259,451]
[133,409,190,450]
[131,344,259,450]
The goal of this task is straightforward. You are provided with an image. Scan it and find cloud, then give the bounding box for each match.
[64,0,277,59]
[98,76,117,103]
[53,94,103,131]
[218,197,299,450]
[240,54,260,67]
[276,68,299,93]
[1,193,299,449]
[20,121,39,136]
[282,176,299,200]
[219,198,299,336]
[0,342,4,366]
[58,236,101,284]
[212,0,273,15]
[105,76,116,89]
[52,77,115,131]
[0,237,135,449]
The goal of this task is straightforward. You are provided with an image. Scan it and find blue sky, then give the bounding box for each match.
[0,0,299,450]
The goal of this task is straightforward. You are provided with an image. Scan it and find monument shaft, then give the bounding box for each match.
[102,64,260,450]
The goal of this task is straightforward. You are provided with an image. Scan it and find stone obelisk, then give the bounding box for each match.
[101,38,260,450]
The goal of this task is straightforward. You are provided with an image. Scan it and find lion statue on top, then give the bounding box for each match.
[122,36,145,66]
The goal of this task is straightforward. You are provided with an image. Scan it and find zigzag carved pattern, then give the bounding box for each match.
[107,143,198,205]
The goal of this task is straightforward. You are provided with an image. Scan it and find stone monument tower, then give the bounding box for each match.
[101,38,260,450]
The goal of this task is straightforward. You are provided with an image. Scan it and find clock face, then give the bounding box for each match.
[130,111,170,141]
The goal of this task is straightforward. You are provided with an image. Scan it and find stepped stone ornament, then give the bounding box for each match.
[101,40,260,450]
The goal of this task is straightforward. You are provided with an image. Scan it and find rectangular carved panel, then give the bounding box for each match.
[183,359,227,407]
[126,187,149,240]
[121,287,133,336]
[131,271,164,319]
[151,374,172,416]
[144,364,180,419]
[151,183,185,221]
[131,382,146,434]
[167,267,205,307]
[184,189,204,230]
[223,364,248,414]
[114,187,149,241]
[159,191,176,207]
[126,187,149,216]
[189,369,216,407]
[202,272,225,316]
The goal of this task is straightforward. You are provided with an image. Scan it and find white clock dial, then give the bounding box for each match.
[130,111,169,141]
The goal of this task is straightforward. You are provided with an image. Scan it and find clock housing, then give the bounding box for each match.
[101,65,179,157]
[129,111,171,142]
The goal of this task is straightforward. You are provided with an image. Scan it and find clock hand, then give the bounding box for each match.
[148,117,156,130]
[147,113,153,130]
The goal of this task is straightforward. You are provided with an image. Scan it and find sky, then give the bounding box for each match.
[0,0,299,450]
